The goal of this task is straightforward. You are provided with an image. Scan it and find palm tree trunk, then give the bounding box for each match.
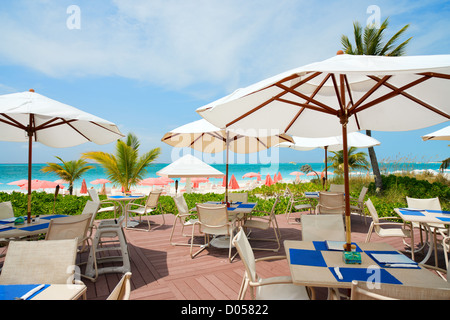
[366,130,383,193]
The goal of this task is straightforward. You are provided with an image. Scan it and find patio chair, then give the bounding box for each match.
[316,192,345,215]
[242,195,281,252]
[228,192,248,203]
[285,187,314,224]
[107,272,132,300]
[328,184,345,193]
[300,214,345,242]
[88,188,118,219]
[232,227,314,300]
[170,194,199,246]
[191,203,237,263]
[365,198,412,252]
[350,187,368,222]
[350,280,450,300]
[45,211,98,282]
[0,201,14,219]
[126,190,165,231]
[0,238,78,285]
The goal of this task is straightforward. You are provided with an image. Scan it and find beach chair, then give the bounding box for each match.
[126,190,165,231]
[350,187,368,222]
[328,184,345,193]
[88,188,118,219]
[107,272,132,300]
[316,192,345,215]
[0,201,14,220]
[170,194,199,246]
[300,214,345,242]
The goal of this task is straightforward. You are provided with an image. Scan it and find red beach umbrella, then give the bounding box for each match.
[228,174,240,190]
[277,172,282,181]
[264,174,273,186]
[273,173,278,183]
[80,179,88,194]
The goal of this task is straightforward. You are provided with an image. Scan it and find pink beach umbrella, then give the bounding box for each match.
[20,179,59,190]
[139,177,169,186]
[273,173,278,183]
[228,174,240,190]
[277,172,282,181]
[7,179,29,186]
[264,174,274,186]
[289,171,304,183]
[90,178,112,185]
[80,179,88,194]
[242,172,261,181]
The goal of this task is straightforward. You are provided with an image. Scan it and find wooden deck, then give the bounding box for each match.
[80,210,448,301]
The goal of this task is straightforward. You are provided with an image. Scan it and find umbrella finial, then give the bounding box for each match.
[29,89,35,92]
[336,50,344,55]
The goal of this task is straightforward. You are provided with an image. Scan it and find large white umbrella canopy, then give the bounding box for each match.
[197,53,450,250]
[277,131,380,152]
[161,118,293,200]
[0,89,124,222]
[422,125,450,141]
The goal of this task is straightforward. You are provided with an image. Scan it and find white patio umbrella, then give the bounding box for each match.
[277,131,380,183]
[156,154,224,193]
[422,125,450,141]
[161,118,293,200]
[0,89,124,222]
[197,53,450,251]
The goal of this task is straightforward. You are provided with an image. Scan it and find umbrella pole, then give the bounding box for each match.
[26,114,33,224]
[225,131,229,203]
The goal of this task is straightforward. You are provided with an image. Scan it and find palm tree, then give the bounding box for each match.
[41,156,94,195]
[328,147,370,175]
[82,133,161,192]
[341,17,412,192]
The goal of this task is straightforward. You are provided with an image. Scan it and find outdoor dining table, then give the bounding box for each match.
[0,214,69,240]
[284,240,450,292]
[107,194,145,228]
[0,283,87,300]
[395,208,450,266]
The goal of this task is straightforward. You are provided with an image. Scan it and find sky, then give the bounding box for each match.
[0,0,449,165]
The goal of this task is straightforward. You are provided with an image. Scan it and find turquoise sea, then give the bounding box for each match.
[0,162,444,192]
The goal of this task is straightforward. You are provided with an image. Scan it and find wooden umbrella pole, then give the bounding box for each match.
[225,130,229,204]
[26,114,33,224]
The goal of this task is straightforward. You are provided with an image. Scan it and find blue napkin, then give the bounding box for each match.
[0,226,16,233]
[21,223,49,232]
[227,207,236,211]
[399,209,425,216]
[237,203,255,209]
[313,241,362,252]
[0,284,49,300]
[289,248,327,267]
[329,267,402,285]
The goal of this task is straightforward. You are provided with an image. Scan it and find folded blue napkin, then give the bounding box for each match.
[329,267,402,285]
[0,284,50,300]
[289,248,327,267]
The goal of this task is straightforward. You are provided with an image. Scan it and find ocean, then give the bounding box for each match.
[0,162,444,192]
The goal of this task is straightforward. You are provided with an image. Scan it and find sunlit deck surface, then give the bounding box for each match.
[80,210,448,300]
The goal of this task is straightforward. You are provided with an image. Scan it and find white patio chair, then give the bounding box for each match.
[350,280,450,300]
[228,192,248,203]
[0,238,79,285]
[191,203,237,263]
[170,194,199,246]
[350,186,368,222]
[328,184,345,193]
[88,188,118,219]
[316,192,345,215]
[107,272,132,300]
[365,198,412,253]
[232,227,314,300]
[285,187,314,224]
[300,214,345,242]
[0,201,14,220]
[242,195,281,252]
[126,190,165,231]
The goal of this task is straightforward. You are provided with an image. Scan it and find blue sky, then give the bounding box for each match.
[0,0,448,165]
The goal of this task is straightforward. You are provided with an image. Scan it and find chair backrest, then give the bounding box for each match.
[0,239,78,285]
[81,200,101,229]
[228,192,248,203]
[196,203,229,234]
[406,197,441,211]
[329,184,345,193]
[365,198,381,231]
[173,194,189,216]
[88,188,100,202]
[318,192,345,214]
[358,187,368,203]
[232,227,257,283]
[301,214,345,242]
[107,272,132,300]
[146,190,162,208]
[350,280,450,300]
[267,195,280,220]
[45,214,93,246]
[0,201,14,220]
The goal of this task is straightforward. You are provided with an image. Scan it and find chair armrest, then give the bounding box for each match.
[250,276,293,287]
[255,255,287,263]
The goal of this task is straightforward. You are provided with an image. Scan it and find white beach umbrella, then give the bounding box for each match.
[156,154,224,193]
[197,53,450,250]
[422,125,450,141]
[162,118,293,199]
[0,89,124,222]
